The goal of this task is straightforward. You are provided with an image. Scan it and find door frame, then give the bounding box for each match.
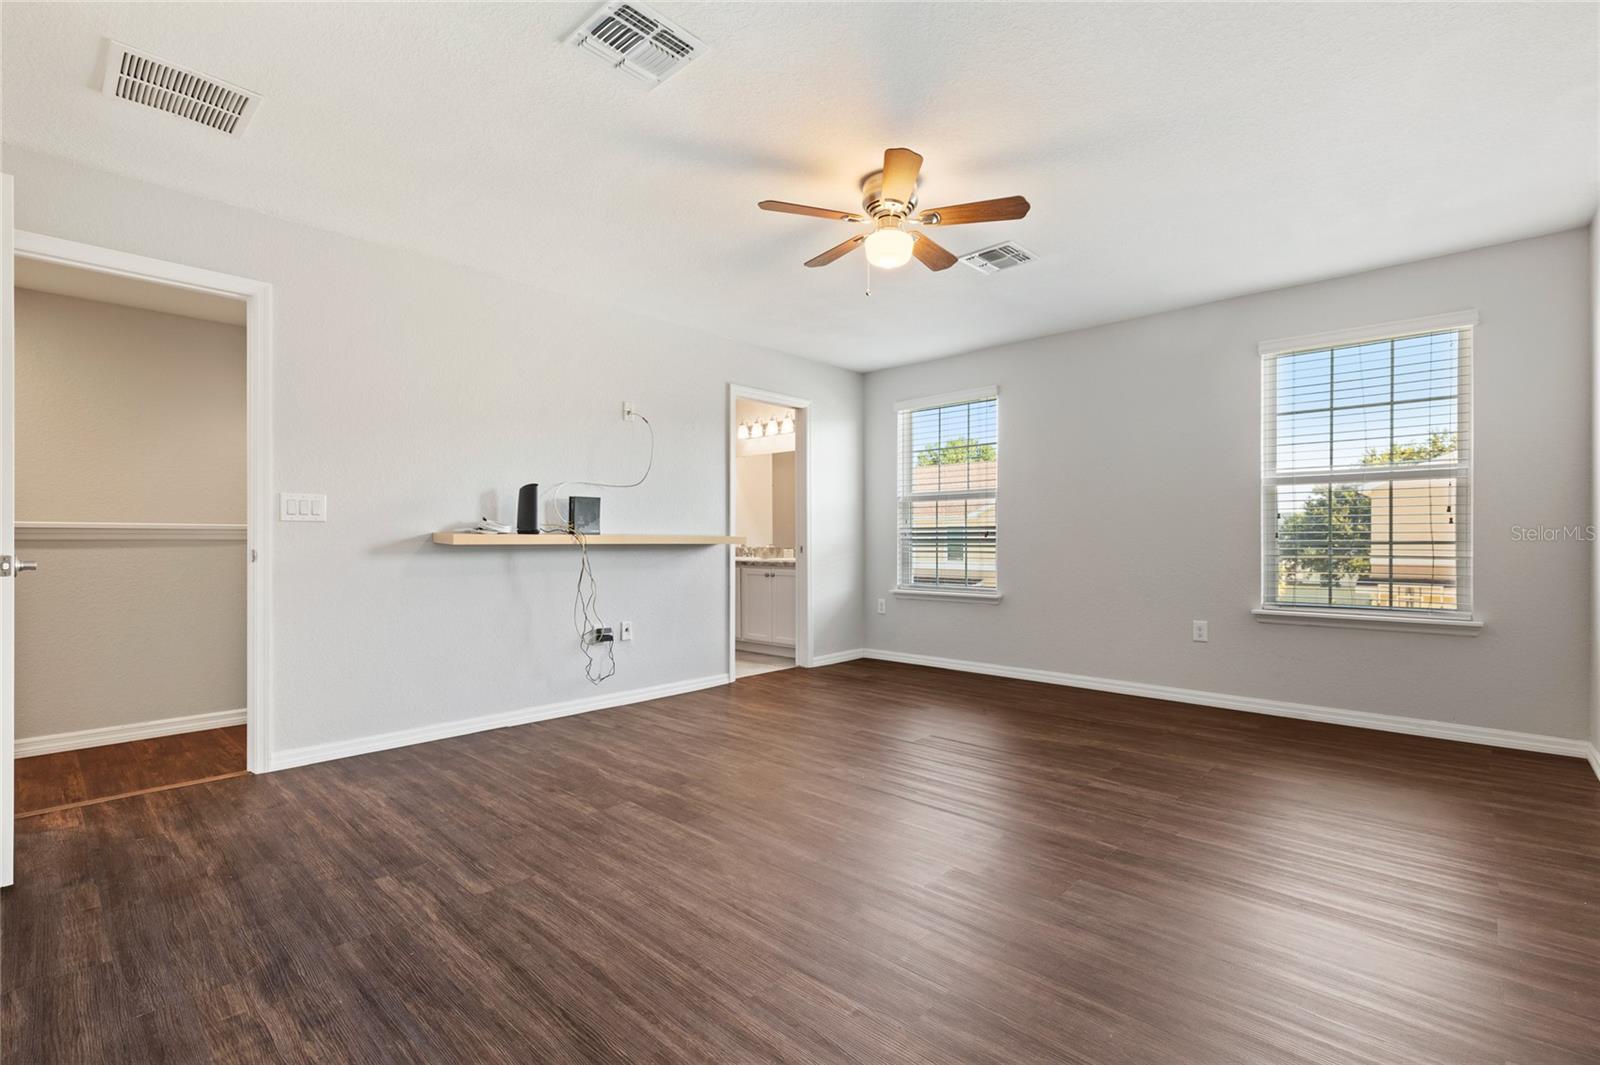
[726,383,812,678]
[7,231,276,795]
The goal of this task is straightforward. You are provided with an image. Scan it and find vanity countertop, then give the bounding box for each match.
[736,556,796,566]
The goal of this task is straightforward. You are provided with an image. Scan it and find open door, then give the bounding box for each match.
[2,174,16,887]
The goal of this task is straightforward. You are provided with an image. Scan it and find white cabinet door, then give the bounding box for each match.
[738,567,773,643]
[769,571,796,647]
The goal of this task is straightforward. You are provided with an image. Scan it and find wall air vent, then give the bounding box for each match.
[958,243,1036,275]
[100,40,260,137]
[569,2,704,86]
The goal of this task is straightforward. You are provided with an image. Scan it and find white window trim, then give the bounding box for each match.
[1257,311,1478,358]
[1251,607,1481,635]
[895,385,1001,600]
[1258,311,1478,627]
[894,587,1004,604]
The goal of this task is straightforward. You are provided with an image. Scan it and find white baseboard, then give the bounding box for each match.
[16,708,247,758]
[269,673,731,772]
[1587,743,1600,782]
[809,648,866,667]
[859,649,1590,760]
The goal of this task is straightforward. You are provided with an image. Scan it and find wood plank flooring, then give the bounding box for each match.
[3,661,1596,1064]
[13,726,247,818]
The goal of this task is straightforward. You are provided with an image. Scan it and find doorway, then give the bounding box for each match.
[727,385,811,681]
[0,219,274,887]
[12,259,248,816]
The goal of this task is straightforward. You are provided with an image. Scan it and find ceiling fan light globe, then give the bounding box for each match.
[864,227,914,269]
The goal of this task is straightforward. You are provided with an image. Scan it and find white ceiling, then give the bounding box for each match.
[3,2,1595,372]
[16,256,245,325]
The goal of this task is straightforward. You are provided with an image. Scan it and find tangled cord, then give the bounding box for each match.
[569,529,614,685]
[540,414,653,685]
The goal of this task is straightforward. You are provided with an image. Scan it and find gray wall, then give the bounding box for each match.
[865,229,1592,741]
[14,289,246,740]
[6,146,865,761]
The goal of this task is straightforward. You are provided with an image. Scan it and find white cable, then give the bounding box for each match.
[540,412,652,685]
[546,414,653,501]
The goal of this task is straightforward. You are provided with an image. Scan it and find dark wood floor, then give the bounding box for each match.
[13,725,247,818]
[3,661,1597,1064]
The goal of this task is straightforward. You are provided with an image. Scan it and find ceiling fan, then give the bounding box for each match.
[758,147,1029,273]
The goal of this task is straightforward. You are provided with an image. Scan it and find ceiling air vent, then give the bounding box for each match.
[959,243,1036,275]
[100,40,260,137]
[569,2,704,86]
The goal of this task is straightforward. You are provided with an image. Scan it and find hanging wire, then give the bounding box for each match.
[538,414,653,685]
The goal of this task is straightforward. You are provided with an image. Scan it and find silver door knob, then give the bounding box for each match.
[0,555,38,577]
[16,559,38,573]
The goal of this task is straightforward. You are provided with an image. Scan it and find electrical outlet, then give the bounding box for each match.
[877,598,887,615]
[619,620,633,641]
[1192,620,1208,643]
[622,401,637,421]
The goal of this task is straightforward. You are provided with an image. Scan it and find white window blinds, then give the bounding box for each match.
[897,391,999,593]
[1261,317,1473,618]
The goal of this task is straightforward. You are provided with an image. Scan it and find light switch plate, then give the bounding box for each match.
[280,493,327,522]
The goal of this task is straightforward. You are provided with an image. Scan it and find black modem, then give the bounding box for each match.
[567,496,601,534]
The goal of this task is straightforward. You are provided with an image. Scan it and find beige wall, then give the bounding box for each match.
[735,453,773,546]
[771,451,796,549]
[735,451,797,549]
[14,289,245,741]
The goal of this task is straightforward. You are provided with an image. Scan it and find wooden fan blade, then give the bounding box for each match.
[910,232,958,271]
[804,234,865,268]
[759,200,865,222]
[917,195,1030,226]
[880,148,923,205]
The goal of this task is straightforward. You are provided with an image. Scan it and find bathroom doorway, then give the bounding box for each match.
[727,386,810,680]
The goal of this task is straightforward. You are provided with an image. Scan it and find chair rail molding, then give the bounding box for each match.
[17,521,246,542]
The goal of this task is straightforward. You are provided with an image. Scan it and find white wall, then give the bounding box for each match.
[865,229,1592,741]
[1592,216,1600,756]
[4,146,864,763]
[14,289,245,739]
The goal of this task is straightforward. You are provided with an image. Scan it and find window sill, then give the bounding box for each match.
[1251,607,1482,636]
[894,588,1004,604]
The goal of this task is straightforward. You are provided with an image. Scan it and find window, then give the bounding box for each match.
[896,389,999,597]
[1260,316,1473,621]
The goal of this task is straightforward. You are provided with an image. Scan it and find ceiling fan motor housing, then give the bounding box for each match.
[859,169,917,221]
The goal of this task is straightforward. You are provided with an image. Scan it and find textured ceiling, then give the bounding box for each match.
[3,2,1596,371]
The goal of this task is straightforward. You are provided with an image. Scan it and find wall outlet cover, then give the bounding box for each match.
[280,492,327,522]
[619,620,633,641]
[1192,620,1208,642]
[877,598,887,614]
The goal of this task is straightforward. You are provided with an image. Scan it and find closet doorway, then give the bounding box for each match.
[1,227,273,886]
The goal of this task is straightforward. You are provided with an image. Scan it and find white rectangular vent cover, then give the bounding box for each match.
[959,243,1036,275]
[100,40,259,137]
[569,2,704,86]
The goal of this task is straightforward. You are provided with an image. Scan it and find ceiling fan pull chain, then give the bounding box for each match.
[864,255,872,297]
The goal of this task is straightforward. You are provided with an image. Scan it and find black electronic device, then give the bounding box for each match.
[516,484,541,534]
[567,495,601,534]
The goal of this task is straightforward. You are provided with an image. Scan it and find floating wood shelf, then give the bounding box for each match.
[432,532,743,547]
